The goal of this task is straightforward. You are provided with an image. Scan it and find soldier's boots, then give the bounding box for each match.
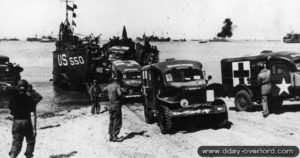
[112,135,122,142]
[109,134,113,142]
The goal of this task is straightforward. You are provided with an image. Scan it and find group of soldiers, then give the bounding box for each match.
[1,76,124,157]
[89,77,123,142]
[0,61,273,158]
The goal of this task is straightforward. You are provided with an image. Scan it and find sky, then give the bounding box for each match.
[1,0,300,40]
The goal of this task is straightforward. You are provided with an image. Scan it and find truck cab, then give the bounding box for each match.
[221,51,300,112]
[112,60,142,100]
[142,59,228,134]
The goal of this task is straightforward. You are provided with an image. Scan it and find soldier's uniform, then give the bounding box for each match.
[90,81,101,114]
[257,67,271,117]
[103,79,123,142]
[5,80,42,158]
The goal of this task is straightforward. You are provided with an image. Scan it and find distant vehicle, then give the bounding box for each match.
[142,59,228,134]
[283,32,300,43]
[107,46,131,63]
[221,51,300,112]
[112,60,142,100]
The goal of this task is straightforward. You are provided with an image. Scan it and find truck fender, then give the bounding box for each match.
[206,83,227,98]
[234,84,253,98]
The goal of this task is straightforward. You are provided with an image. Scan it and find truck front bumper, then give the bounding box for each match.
[170,105,227,118]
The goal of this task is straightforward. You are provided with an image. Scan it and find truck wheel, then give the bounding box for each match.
[158,105,173,134]
[143,101,155,124]
[234,90,253,111]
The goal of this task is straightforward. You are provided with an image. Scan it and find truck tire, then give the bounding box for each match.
[234,90,253,111]
[143,101,155,124]
[158,105,173,134]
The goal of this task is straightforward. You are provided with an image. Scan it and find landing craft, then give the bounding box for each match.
[52,1,159,90]
[221,51,300,112]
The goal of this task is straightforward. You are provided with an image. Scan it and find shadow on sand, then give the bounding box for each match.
[119,131,148,142]
[168,117,233,134]
[229,104,300,114]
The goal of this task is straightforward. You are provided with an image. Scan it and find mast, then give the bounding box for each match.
[66,0,68,21]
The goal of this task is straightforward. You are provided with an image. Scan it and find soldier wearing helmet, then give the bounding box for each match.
[3,79,42,158]
[102,76,123,142]
[89,79,101,114]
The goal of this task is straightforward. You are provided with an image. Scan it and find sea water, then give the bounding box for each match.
[1,40,300,113]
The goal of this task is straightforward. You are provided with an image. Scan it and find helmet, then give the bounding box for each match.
[16,79,29,91]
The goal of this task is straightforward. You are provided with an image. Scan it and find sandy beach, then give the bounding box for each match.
[0,98,299,158]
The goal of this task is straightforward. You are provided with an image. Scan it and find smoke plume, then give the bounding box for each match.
[217,18,233,38]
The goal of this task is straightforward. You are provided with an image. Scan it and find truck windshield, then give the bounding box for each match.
[108,52,124,61]
[165,68,203,82]
[123,71,141,79]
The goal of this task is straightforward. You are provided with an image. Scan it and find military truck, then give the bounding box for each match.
[221,51,300,112]
[141,59,228,134]
[0,55,23,102]
[111,60,142,100]
[0,55,23,86]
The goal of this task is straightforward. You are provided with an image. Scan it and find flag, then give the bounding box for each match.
[67,5,73,11]
[72,20,76,26]
[72,12,76,18]
[73,4,77,9]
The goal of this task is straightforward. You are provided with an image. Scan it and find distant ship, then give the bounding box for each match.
[198,40,208,43]
[283,32,300,43]
[136,34,171,42]
[0,38,20,41]
[40,36,56,42]
[27,35,39,42]
[172,39,186,42]
[209,37,228,42]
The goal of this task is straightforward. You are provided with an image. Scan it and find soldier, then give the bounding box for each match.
[2,80,42,158]
[257,65,271,118]
[90,80,101,114]
[102,77,123,142]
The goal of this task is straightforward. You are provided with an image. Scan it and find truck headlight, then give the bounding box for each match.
[180,99,189,108]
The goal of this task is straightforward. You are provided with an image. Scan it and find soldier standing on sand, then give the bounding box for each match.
[2,80,42,158]
[102,77,123,142]
[257,65,271,118]
[90,80,101,114]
